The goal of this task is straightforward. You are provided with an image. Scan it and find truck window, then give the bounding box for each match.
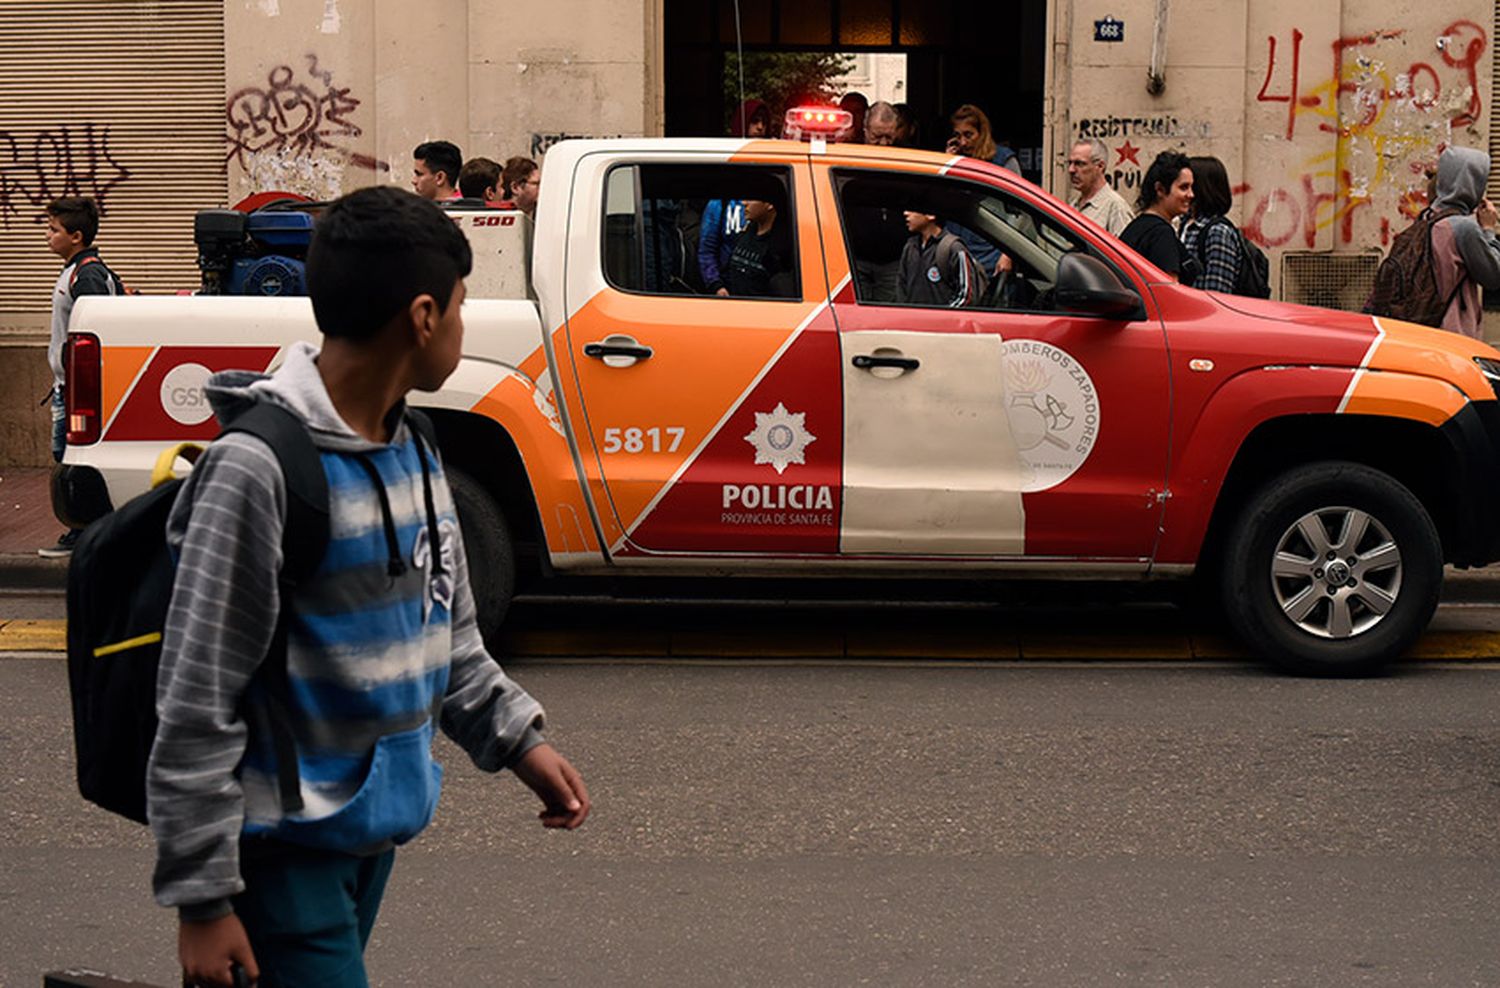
[833,168,1095,313]
[602,163,801,302]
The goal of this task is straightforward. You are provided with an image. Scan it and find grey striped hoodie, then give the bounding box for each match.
[147,341,545,920]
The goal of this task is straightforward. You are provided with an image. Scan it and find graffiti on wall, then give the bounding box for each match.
[1073,21,1486,255]
[0,124,131,230]
[227,54,387,198]
[1241,20,1487,249]
[530,132,627,158]
[1074,115,1212,197]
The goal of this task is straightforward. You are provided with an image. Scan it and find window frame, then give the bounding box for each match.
[600,161,804,303]
[829,166,1138,316]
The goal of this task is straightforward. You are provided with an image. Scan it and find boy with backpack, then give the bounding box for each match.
[41,196,124,557]
[898,211,983,308]
[148,186,589,987]
[1366,146,1500,336]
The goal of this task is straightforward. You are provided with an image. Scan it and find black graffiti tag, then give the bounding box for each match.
[0,123,131,229]
[225,56,386,172]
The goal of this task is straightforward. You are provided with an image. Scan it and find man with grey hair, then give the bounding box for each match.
[1068,138,1133,236]
[864,101,901,146]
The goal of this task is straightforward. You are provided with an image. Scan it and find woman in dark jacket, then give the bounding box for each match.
[1119,151,1196,284]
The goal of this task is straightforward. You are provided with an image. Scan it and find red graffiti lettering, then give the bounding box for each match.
[1438,20,1485,126]
[1244,187,1301,248]
[1256,29,1311,140]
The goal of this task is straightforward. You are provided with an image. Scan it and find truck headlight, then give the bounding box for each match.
[1474,357,1500,399]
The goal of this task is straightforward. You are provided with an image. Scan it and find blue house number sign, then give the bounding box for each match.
[1094,17,1124,42]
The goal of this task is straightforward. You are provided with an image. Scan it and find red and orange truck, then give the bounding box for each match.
[53,137,1500,675]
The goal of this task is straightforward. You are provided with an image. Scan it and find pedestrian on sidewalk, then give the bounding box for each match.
[412,140,462,201]
[41,196,124,558]
[1424,146,1500,338]
[501,156,540,218]
[1119,151,1198,285]
[1067,138,1133,237]
[152,186,590,988]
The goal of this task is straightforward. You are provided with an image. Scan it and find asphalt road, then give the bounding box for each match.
[5,632,1500,987]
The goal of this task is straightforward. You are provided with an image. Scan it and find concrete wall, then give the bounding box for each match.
[1049,0,1493,296]
[0,341,54,468]
[223,0,659,202]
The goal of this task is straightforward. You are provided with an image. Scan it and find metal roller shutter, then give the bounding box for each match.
[0,1,225,318]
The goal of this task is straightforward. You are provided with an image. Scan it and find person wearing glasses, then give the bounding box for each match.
[1067,139,1133,236]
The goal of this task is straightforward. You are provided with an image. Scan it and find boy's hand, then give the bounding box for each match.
[180,913,258,987]
[1478,198,1498,231]
[513,743,591,829]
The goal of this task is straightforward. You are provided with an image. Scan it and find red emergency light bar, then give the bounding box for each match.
[782,105,854,142]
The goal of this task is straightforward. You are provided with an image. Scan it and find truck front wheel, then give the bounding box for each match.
[1220,462,1441,676]
[448,467,515,650]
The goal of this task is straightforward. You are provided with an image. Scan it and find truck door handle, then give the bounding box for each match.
[584,337,653,362]
[852,354,919,371]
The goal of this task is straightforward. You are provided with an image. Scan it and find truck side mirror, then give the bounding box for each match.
[1054,253,1145,320]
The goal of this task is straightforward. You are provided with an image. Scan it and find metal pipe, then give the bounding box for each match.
[1147,0,1170,95]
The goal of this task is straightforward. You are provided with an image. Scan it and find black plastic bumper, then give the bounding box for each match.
[1440,399,1500,567]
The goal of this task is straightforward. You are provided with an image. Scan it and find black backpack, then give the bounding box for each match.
[1363,207,1465,326]
[66,403,329,824]
[1193,216,1272,299]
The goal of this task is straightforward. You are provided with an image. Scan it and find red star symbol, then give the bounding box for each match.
[1115,141,1141,167]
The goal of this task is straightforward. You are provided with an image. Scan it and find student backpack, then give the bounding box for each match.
[934,232,989,306]
[1193,215,1272,299]
[69,254,133,296]
[1363,207,1465,326]
[66,402,329,825]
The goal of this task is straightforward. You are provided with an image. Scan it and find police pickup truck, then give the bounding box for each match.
[53,136,1500,675]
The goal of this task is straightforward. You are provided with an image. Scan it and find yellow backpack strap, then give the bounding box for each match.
[150,443,205,489]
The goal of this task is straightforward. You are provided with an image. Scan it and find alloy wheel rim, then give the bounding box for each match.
[1270,506,1403,640]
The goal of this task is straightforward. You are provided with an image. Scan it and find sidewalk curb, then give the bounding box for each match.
[8,559,1500,599]
[9,619,1500,662]
[0,554,67,590]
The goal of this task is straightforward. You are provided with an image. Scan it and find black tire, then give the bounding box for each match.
[448,467,515,651]
[1220,461,1441,677]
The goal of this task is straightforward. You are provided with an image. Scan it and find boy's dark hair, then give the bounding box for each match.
[414,140,463,188]
[501,156,538,198]
[307,186,473,341]
[1137,151,1192,212]
[458,157,502,200]
[1188,155,1233,218]
[47,197,100,245]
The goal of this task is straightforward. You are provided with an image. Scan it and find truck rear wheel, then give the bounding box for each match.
[448,467,515,650]
[1220,461,1441,677]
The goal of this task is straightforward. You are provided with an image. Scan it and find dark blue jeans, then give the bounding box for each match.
[233,841,395,988]
[49,386,65,463]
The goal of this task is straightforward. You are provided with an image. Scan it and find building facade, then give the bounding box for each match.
[0,0,1493,463]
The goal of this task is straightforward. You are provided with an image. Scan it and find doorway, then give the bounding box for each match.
[663,0,1049,182]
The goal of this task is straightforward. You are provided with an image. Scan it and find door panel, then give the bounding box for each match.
[841,329,1025,554]
[559,153,839,555]
[816,157,1171,560]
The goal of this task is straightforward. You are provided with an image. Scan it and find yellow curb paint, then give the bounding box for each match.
[1020,634,1194,660]
[1190,635,1252,660]
[6,620,1500,662]
[1406,631,1500,660]
[846,630,1021,660]
[669,631,845,658]
[0,619,66,652]
[497,629,670,657]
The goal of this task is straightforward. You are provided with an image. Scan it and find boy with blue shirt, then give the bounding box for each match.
[150,186,590,988]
